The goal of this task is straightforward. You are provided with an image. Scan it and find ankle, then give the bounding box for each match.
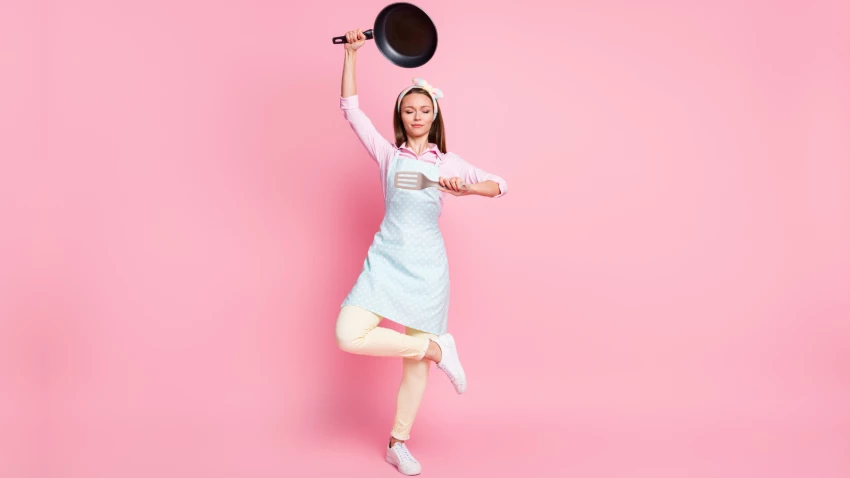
[426,339,442,363]
[389,437,404,447]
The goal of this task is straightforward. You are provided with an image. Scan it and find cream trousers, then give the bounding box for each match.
[335,305,437,441]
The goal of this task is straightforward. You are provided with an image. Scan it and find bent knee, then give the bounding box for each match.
[335,315,364,353]
[335,305,379,353]
[335,326,361,353]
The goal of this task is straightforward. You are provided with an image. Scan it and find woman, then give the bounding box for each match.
[334,28,508,476]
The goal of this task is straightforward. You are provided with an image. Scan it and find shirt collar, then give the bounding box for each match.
[399,142,445,161]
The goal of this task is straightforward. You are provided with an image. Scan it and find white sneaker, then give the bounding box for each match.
[432,333,467,394]
[386,441,422,476]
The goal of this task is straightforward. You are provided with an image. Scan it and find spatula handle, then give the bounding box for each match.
[430,178,469,190]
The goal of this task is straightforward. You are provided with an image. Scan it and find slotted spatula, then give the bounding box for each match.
[394,171,468,191]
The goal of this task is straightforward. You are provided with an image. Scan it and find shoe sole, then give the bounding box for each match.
[442,334,467,394]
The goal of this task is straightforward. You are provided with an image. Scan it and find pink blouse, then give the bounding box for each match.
[340,95,508,203]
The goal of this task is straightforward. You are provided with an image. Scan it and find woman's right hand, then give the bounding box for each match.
[344,29,366,51]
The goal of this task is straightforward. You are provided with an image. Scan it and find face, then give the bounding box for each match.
[400,93,435,140]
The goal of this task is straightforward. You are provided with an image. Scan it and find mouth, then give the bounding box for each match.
[412,124,423,128]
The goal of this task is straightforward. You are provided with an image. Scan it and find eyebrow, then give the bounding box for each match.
[403,106,432,109]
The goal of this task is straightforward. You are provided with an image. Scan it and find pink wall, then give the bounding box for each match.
[2,0,849,476]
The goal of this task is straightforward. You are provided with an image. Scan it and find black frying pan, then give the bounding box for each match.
[332,2,438,68]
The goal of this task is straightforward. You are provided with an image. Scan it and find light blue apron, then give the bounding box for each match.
[341,150,450,335]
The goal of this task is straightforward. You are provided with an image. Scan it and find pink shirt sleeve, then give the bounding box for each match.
[446,153,508,198]
[340,94,395,195]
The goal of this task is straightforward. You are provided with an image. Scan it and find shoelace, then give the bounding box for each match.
[395,443,415,462]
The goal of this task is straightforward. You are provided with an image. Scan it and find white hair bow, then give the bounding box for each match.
[411,77,443,100]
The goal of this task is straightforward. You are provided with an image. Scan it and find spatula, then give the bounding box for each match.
[394,171,469,191]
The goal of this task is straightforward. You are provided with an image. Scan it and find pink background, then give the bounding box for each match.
[2,0,849,477]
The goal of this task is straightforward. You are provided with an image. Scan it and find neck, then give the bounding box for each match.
[405,135,431,155]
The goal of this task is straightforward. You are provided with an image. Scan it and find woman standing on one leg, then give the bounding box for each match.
[334,28,508,476]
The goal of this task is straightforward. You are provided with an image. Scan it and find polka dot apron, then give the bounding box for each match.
[342,149,450,335]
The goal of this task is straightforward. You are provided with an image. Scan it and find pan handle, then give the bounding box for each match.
[332,29,374,44]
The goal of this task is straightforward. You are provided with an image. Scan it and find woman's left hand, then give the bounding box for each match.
[438,177,472,196]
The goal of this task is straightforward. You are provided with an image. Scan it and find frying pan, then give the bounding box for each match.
[332,2,438,68]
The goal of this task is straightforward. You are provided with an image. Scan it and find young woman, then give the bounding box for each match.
[334,28,508,476]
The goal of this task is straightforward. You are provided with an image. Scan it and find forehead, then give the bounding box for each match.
[401,93,433,108]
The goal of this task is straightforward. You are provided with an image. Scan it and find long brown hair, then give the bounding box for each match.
[393,89,447,153]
